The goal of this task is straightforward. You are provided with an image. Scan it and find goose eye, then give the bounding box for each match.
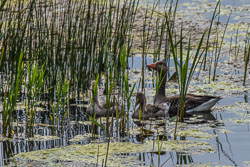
[157,62,164,66]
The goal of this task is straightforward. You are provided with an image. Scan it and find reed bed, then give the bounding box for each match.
[0,0,139,137]
[0,0,249,166]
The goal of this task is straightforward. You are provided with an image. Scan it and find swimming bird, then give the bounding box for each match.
[132,92,169,120]
[86,80,120,118]
[147,61,222,117]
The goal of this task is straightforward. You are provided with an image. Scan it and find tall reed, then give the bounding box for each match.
[24,60,46,137]
[0,0,139,139]
[1,0,138,100]
[212,5,232,81]
[166,21,205,123]
[50,78,70,136]
[120,46,136,133]
[2,52,24,137]
[243,28,249,86]
[202,0,221,70]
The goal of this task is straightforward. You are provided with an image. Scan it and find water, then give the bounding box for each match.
[154,0,250,24]
[1,55,250,166]
[128,55,250,166]
[1,0,250,166]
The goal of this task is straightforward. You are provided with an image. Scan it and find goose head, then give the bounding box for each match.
[135,92,146,107]
[146,61,168,73]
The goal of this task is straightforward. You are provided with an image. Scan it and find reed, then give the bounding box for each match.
[166,20,205,123]
[24,60,46,137]
[0,1,246,166]
[235,26,240,60]
[88,74,105,137]
[122,46,136,132]
[0,0,139,139]
[49,78,70,135]
[243,28,250,86]
[2,51,24,137]
[202,0,221,70]
[212,6,232,81]
[1,0,138,96]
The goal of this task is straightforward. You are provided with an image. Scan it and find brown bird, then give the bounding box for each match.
[147,61,222,117]
[132,92,169,120]
[86,80,120,118]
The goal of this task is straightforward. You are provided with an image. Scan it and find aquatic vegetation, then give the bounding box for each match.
[0,0,249,166]
[166,18,206,122]
[69,134,99,143]
[175,129,215,139]
[15,140,214,166]
[2,52,24,137]
[28,135,59,141]
[243,30,249,86]
[24,60,47,137]
[50,78,70,135]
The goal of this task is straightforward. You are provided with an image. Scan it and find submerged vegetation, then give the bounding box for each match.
[0,0,249,166]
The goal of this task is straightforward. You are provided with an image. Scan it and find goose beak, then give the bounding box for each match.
[146,62,157,69]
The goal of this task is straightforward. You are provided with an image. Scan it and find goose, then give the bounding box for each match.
[132,92,169,119]
[147,61,222,117]
[86,80,120,118]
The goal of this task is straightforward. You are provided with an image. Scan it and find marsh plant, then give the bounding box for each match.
[0,0,249,166]
[202,0,221,71]
[0,0,139,138]
[211,4,232,82]
[50,78,70,136]
[0,0,139,100]
[166,21,205,122]
[24,60,46,137]
[243,30,250,86]
[2,52,24,137]
[120,46,136,133]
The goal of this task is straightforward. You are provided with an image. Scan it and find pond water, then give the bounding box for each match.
[176,0,250,24]
[1,53,249,166]
[127,55,250,166]
[0,0,250,166]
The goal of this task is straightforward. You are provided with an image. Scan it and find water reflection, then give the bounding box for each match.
[1,94,250,166]
[130,111,237,166]
[214,130,237,166]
